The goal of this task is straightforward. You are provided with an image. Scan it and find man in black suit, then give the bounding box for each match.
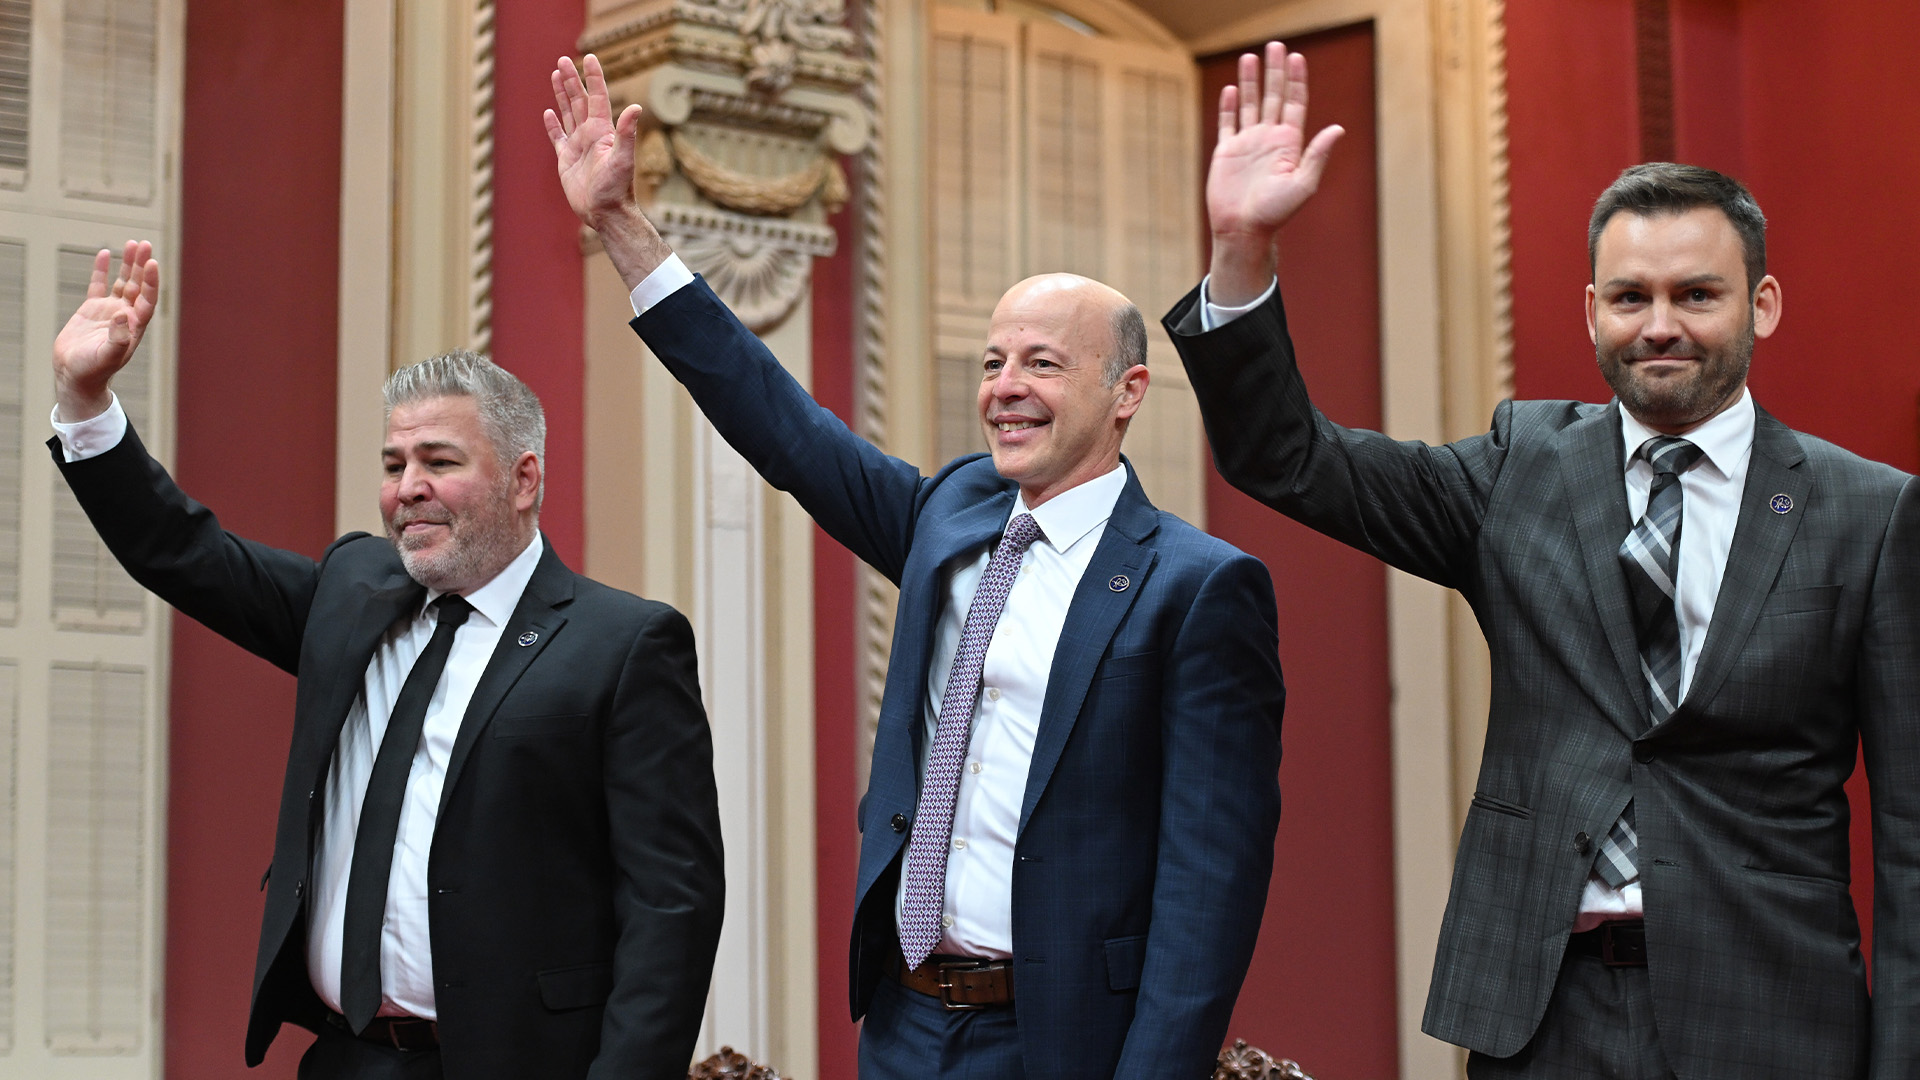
[49,242,724,1079]
[1166,43,1920,1079]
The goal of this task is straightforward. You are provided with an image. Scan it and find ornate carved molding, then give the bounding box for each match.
[468,0,496,354]
[582,0,869,334]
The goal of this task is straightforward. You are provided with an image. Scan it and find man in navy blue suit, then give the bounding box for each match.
[547,55,1285,1080]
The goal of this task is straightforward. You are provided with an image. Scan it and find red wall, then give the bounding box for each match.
[808,186,863,1080]
[1505,0,1920,975]
[172,2,345,1075]
[1200,25,1401,1079]
[492,0,588,564]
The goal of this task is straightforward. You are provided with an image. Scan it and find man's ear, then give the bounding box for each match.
[513,452,542,513]
[1751,274,1783,340]
[1585,284,1599,345]
[1113,366,1150,421]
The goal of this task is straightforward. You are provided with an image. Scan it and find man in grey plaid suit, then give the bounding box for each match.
[1164,43,1920,1079]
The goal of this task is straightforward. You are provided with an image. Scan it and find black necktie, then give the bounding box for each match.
[340,594,473,1031]
[1597,436,1704,888]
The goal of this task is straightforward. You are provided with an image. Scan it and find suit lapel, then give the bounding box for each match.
[301,570,423,771]
[1018,468,1157,835]
[1557,404,1652,734]
[1665,408,1808,727]
[437,539,574,816]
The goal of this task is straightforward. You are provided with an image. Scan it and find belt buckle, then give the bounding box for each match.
[935,961,993,1012]
[383,1017,438,1052]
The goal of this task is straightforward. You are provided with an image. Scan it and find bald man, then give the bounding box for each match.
[548,54,1284,1080]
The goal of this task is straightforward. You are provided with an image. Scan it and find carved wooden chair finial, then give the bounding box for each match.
[1215,1038,1315,1080]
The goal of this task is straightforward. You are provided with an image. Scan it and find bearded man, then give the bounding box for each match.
[1166,43,1920,1080]
[48,243,724,1080]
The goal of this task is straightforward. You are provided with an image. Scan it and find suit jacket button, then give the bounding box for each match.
[890,813,908,833]
[1634,745,1656,764]
[294,879,305,899]
[1573,832,1591,855]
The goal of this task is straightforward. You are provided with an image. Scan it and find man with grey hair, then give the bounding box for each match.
[48,242,724,1080]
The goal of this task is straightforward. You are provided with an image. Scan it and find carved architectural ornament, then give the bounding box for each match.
[582,0,870,331]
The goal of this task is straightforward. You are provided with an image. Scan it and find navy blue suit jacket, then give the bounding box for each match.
[632,279,1284,1080]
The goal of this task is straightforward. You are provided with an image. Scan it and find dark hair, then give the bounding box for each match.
[1588,163,1767,294]
[1105,301,1147,387]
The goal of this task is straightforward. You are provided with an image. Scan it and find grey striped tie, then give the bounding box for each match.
[1599,436,1704,888]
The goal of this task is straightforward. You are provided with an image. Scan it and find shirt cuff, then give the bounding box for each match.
[1199,275,1278,332]
[628,254,697,317]
[51,393,127,463]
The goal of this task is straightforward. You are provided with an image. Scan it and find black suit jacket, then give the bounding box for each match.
[1166,284,1920,1080]
[51,427,725,1080]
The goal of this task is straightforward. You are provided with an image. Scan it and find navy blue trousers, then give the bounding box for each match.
[859,974,1027,1080]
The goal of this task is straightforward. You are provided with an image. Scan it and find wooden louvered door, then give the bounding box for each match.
[0,1,180,1075]
[926,4,1203,526]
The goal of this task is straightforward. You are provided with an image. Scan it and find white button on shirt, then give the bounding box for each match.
[896,463,1129,959]
[52,396,544,1020]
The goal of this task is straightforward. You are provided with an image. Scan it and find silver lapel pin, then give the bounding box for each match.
[1769,493,1793,515]
[1108,574,1130,592]
[518,631,539,647]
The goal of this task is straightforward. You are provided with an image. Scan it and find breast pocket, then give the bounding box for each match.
[1757,584,1841,619]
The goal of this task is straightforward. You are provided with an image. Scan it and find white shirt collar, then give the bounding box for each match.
[1010,463,1128,554]
[423,532,544,627]
[1619,387,1755,480]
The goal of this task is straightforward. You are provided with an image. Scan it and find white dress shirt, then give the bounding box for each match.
[1199,275,1756,926]
[896,465,1128,958]
[54,395,544,1019]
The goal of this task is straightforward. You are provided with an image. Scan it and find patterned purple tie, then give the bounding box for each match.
[898,512,1043,969]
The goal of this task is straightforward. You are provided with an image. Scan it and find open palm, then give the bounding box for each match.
[53,242,159,412]
[1207,44,1344,239]
[544,53,644,229]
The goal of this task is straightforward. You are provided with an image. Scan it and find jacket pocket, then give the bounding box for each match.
[492,712,588,738]
[1104,934,1147,991]
[1470,792,1533,819]
[1758,583,1842,618]
[538,962,613,1011]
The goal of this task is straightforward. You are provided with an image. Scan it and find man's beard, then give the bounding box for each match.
[385,481,522,592]
[1597,311,1754,432]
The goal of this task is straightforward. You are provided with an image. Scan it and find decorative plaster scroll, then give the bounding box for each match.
[738,0,857,92]
[641,64,869,156]
[652,202,836,330]
[670,129,829,215]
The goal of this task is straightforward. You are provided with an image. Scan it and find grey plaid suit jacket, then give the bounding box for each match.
[1165,283,1920,1079]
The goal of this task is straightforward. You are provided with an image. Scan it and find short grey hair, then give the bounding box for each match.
[1105,302,1147,386]
[384,350,546,506]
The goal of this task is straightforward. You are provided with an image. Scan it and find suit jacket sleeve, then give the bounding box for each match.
[1860,474,1920,1077]
[1118,551,1286,1080]
[631,278,930,585]
[592,602,726,1080]
[1164,282,1503,590]
[48,424,326,672]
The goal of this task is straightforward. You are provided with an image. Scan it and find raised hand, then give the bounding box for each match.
[544,53,673,288]
[52,241,159,422]
[1206,43,1344,305]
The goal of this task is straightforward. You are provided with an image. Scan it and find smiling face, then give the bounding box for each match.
[1587,206,1782,434]
[977,275,1149,508]
[380,394,540,593]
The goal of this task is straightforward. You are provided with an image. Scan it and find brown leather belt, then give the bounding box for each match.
[325,1009,440,1051]
[896,954,1015,1010]
[1569,919,1647,967]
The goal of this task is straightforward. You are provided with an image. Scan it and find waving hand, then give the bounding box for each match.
[545,53,673,288]
[1206,43,1344,306]
[52,241,159,421]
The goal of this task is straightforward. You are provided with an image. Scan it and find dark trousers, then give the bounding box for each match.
[1467,942,1675,1080]
[298,1024,444,1080]
[859,973,1026,1080]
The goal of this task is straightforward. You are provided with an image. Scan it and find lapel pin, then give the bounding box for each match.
[518,631,539,647]
[1108,574,1130,592]
[1769,493,1793,515]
